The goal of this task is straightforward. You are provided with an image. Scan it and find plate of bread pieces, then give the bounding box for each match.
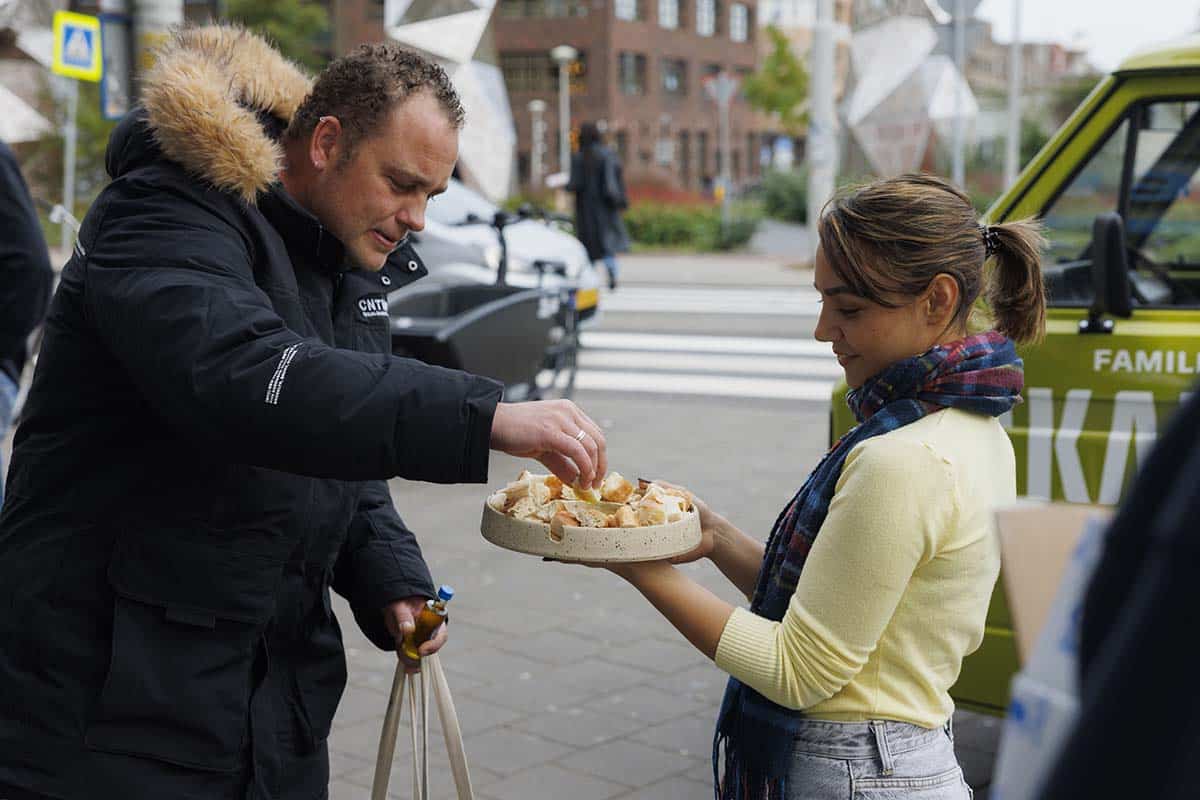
[480,470,701,563]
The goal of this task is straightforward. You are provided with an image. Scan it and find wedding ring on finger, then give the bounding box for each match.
[574,429,588,443]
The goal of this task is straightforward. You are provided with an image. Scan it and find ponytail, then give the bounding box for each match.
[983,218,1047,345]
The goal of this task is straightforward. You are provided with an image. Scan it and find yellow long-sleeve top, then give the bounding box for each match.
[714,408,1015,728]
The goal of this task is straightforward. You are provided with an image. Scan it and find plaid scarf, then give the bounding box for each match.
[713,331,1024,800]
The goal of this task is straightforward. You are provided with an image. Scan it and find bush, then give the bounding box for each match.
[625,201,761,252]
[759,168,808,224]
[714,201,764,251]
[626,203,717,248]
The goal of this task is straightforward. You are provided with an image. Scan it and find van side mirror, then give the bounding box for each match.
[1081,212,1132,333]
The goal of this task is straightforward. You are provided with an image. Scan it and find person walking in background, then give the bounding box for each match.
[0,141,54,506]
[567,122,629,290]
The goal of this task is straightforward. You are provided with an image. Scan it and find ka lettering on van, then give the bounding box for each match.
[1005,349,1198,506]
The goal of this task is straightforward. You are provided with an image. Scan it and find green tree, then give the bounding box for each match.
[225,0,331,73]
[742,25,809,136]
[1020,116,1050,167]
[1049,74,1103,127]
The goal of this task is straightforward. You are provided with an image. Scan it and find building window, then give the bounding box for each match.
[615,130,629,163]
[730,2,748,41]
[499,0,588,18]
[661,58,687,96]
[500,51,588,93]
[618,52,647,96]
[658,0,679,28]
[696,0,715,35]
[615,0,641,20]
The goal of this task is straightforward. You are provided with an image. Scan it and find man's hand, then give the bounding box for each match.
[490,400,608,488]
[383,596,448,674]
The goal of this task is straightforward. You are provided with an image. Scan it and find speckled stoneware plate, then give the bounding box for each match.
[480,502,702,563]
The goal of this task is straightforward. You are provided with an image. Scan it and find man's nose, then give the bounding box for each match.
[396,202,425,234]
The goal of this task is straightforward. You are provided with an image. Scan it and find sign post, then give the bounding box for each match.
[703,71,739,226]
[51,10,103,252]
[99,11,133,121]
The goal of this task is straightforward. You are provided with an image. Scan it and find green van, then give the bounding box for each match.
[830,34,1200,714]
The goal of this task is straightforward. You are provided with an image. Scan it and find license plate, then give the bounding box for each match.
[574,288,599,311]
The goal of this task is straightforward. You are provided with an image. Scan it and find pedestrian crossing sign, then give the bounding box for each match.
[52,11,103,82]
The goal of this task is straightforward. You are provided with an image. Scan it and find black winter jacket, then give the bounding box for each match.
[0,27,501,800]
[0,141,53,384]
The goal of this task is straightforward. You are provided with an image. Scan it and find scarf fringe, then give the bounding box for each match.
[715,730,787,800]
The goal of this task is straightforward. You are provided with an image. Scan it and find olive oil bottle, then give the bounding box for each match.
[401,585,454,661]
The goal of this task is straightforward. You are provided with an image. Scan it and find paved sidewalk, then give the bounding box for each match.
[326,393,1000,799]
[324,389,831,799]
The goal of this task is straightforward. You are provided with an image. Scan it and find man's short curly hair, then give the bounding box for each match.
[287,43,465,159]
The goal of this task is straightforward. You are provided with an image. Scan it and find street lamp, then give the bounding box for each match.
[528,99,547,190]
[549,44,578,177]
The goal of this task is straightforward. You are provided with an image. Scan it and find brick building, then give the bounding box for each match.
[494,0,761,196]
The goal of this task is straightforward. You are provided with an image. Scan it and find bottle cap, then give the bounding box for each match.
[436,585,455,602]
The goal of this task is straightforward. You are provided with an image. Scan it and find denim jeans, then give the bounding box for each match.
[784,718,972,800]
[602,254,618,280]
[0,371,18,507]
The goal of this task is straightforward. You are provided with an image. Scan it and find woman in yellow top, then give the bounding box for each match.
[596,174,1046,799]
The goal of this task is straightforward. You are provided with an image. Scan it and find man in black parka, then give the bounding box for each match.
[0,28,606,800]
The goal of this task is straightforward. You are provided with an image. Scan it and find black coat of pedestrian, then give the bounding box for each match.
[0,141,53,385]
[0,29,501,800]
[1035,386,1200,800]
[567,143,630,262]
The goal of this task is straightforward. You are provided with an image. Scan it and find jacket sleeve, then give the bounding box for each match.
[0,145,54,345]
[82,195,502,483]
[332,480,435,650]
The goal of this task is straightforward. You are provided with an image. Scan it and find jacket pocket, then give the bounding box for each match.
[290,568,348,752]
[85,533,283,772]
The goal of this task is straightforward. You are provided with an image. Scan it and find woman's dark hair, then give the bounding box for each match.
[579,122,602,149]
[817,173,1048,344]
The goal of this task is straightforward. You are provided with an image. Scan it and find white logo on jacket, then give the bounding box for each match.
[357,296,389,319]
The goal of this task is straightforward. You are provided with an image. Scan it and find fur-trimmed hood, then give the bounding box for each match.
[136,25,312,204]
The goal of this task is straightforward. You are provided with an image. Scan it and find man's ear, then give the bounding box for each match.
[925,273,960,329]
[310,116,342,171]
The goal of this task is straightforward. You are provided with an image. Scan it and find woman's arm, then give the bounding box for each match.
[707,518,766,600]
[609,436,957,711]
[660,489,764,600]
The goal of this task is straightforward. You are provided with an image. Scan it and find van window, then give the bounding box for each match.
[1128,101,1200,303]
[1041,99,1200,308]
[1040,119,1128,304]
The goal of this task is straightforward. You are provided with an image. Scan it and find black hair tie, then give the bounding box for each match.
[980,225,1001,256]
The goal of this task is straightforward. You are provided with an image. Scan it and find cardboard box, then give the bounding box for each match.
[994,503,1111,668]
[991,506,1111,800]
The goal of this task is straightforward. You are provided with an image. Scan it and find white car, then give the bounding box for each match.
[410,178,602,322]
